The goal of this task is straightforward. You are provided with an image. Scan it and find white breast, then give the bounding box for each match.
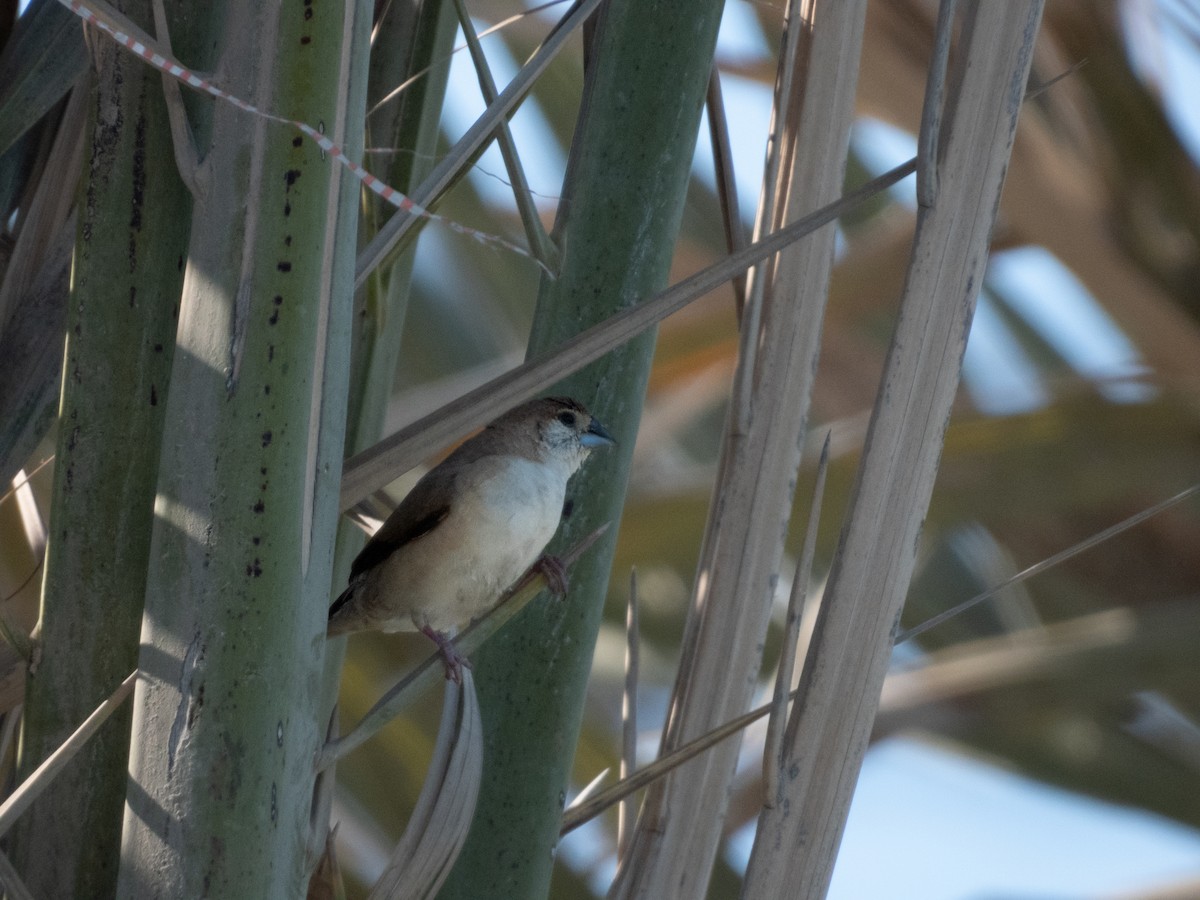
[381,454,570,633]
[461,455,566,580]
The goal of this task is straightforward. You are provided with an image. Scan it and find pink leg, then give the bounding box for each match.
[420,625,471,683]
[534,555,569,596]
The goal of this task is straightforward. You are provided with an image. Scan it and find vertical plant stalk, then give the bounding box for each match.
[12,3,192,894]
[347,0,458,462]
[741,3,1045,897]
[437,1,724,898]
[314,0,457,863]
[706,69,748,317]
[609,3,868,898]
[762,432,829,806]
[115,1,368,896]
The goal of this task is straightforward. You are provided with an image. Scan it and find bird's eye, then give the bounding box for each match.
[557,411,577,428]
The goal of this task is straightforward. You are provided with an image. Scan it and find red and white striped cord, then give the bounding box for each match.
[58,0,543,266]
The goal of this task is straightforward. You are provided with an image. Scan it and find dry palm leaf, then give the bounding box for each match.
[366,670,483,900]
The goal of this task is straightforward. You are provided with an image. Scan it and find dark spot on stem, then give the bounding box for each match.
[277,261,291,273]
[253,500,265,514]
[261,431,272,448]
[129,115,147,269]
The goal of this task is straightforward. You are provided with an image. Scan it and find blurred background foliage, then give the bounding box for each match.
[2,0,1199,897]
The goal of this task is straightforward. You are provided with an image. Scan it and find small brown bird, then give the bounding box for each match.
[329,396,615,680]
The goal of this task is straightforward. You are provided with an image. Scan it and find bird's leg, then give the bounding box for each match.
[534,554,569,597]
[420,625,470,683]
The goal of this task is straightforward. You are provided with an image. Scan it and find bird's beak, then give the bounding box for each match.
[581,417,616,448]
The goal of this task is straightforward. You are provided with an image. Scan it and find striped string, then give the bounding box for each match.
[59,0,545,266]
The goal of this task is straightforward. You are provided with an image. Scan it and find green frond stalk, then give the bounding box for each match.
[114,3,369,896]
[12,2,192,893]
[438,2,726,897]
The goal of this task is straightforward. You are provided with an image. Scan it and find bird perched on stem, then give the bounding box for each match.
[328,396,615,681]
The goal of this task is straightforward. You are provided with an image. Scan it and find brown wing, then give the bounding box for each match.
[343,424,511,582]
[347,467,456,580]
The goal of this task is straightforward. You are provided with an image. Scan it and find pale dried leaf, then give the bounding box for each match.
[367,670,483,900]
[742,4,1045,895]
[609,3,870,896]
[762,432,829,806]
[0,669,137,838]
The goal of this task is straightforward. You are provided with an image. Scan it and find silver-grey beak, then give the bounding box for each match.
[581,417,616,448]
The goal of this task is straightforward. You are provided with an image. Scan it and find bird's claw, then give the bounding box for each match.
[534,555,569,597]
[421,625,472,683]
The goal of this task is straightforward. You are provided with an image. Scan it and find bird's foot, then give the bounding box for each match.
[421,625,471,684]
[534,554,569,596]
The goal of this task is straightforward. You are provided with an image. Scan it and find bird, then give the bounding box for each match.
[328,396,615,681]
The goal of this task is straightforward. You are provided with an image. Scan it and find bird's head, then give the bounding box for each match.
[496,396,615,472]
